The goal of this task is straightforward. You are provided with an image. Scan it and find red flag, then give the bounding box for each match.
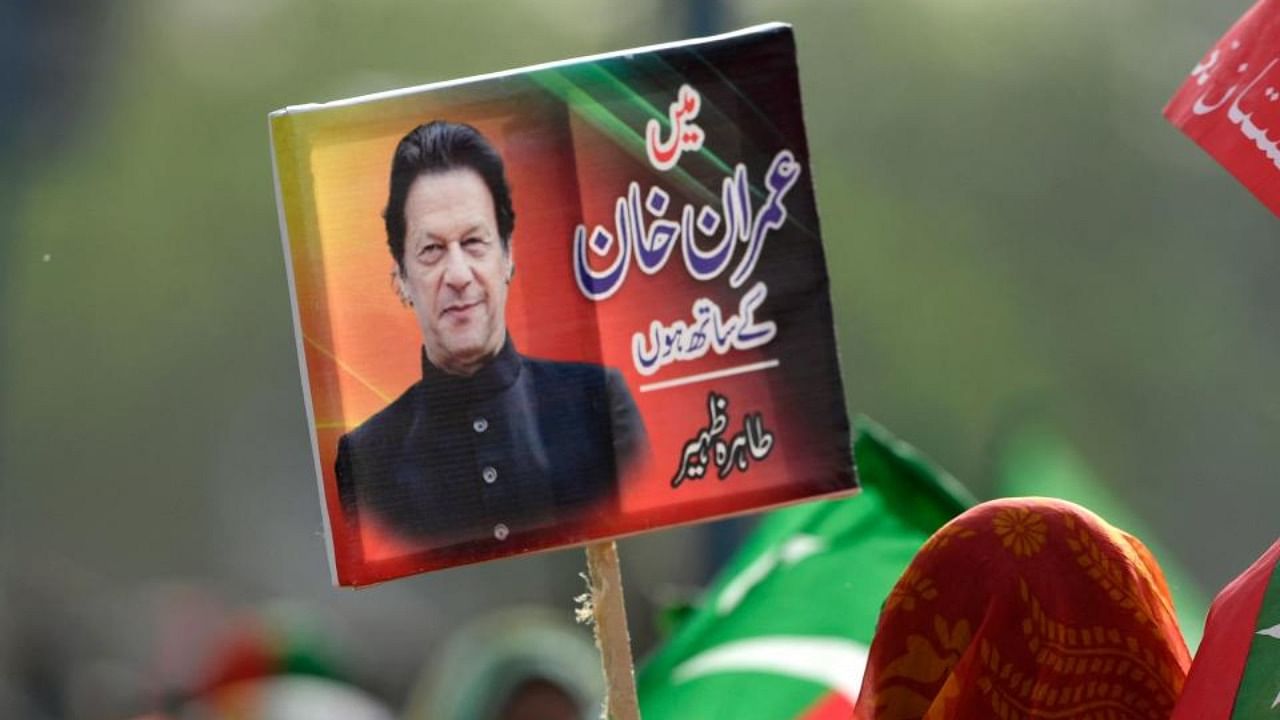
[796,693,853,719]
[1171,538,1280,719]
[1165,0,1280,216]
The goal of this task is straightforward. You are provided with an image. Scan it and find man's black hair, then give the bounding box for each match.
[384,121,515,270]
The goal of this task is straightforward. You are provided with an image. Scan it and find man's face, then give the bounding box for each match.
[398,168,512,375]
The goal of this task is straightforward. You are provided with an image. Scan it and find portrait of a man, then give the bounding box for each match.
[335,121,648,548]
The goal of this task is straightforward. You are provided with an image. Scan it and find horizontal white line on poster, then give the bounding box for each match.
[638,359,780,393]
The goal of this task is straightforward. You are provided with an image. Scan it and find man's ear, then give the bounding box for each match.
[505,243,516,284]
[392,264,412,306]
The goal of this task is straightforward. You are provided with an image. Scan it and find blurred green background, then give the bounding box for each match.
[2,1,1277,717]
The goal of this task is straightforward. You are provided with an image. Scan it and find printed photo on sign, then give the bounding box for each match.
[269,23,857,586]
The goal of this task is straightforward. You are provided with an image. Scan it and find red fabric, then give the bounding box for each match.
[1164,0,1280,216]
[854,498,1191,720]
[1170,539,1280,720]
[797,692,856,719]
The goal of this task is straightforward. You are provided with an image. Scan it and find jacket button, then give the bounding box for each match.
[473,417,489,433]
[493,523,509,541]
[482,466,498,484]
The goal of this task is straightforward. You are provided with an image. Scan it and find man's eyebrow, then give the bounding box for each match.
[416,224,486,243]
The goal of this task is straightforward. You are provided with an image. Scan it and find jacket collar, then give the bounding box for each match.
[420,335,522,403]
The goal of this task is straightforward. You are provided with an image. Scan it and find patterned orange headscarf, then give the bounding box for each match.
[854,498,1191,720]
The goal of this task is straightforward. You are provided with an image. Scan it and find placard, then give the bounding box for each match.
[270,23,857,586]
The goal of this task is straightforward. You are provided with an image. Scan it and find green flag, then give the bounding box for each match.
[1171,539,1280,719]
[1234,560,1280,718]
[636,417,976,719]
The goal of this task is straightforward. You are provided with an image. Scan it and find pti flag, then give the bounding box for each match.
[636,418,976,719]
[1165,0,1280,216]
[1172,539,1280,719]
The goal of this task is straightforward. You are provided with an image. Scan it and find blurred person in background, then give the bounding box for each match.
[126,597,392,720]
[854,497,1191,719]
[404,606,604,720]
[172,676,394,720]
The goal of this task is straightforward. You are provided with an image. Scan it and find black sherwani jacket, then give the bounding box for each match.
[336,338,646,548]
